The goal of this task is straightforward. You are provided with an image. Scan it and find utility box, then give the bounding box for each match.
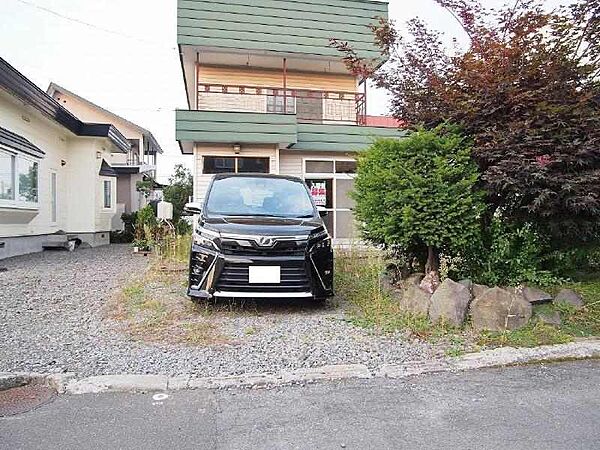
[157,201,173,220]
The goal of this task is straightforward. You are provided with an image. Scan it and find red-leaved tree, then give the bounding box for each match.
[332,0,600,244]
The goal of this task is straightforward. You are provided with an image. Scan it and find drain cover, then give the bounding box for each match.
[0,384,57,417]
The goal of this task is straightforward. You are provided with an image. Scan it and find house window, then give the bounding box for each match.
[103,180,112,208]
[267,95,295,114]
[0,149,39,207]
[203,156,270,174]
[17,158,38,203]
[0,150,15,200]
[203,157,235,174]
[306,160,334,174]
[237,157,269,173]
[335,160,357,174]
[50,172,57,223]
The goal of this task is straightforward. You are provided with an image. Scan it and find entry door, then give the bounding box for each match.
[303,159,358,240]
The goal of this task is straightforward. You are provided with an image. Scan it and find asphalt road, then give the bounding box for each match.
[1,360,599,450]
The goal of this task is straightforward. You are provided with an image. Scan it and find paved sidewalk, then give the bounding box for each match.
[2,360,599,450]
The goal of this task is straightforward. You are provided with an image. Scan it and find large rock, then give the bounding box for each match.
[521,286,553,304]
[555,289,584,309]
[535,310,562,327]
[472,283,491,300]
[470,287,532,331]
[429,279,472,327]
[459,279,473,291]
[399,284,432,317]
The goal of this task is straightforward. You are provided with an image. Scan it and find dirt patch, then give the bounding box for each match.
[106,260,230,346]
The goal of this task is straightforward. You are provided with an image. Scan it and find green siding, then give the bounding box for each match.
[176,110,298,145]
[293,123,405,152]
[176,110,405,151]
[177,0,388,60]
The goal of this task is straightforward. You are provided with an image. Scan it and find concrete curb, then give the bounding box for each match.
[3,340,599,395]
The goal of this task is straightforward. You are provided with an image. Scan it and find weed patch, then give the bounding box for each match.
[108,260,228,347]
[335,249,460,342]
[335,248,600,352]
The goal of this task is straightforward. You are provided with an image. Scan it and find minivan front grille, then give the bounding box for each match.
[215,261,311,293]
[220,239,307,256]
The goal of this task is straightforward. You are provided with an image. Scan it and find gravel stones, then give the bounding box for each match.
[0,246,436,378]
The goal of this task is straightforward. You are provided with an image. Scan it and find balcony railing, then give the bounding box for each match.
[197,83,367,125]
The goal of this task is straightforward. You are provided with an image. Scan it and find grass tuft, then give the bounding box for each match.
[108,257,228,347]
[335,248,457,340]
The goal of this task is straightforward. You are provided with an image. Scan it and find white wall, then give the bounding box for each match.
[279,149,357,178]
[0,90,120,241]
[0,91,69,237]
[192,144,278,201]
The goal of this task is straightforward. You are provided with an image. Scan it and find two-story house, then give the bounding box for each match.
[47,83,163,228]
[175,0,403,240]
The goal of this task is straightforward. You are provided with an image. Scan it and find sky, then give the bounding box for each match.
[0,0,566,182]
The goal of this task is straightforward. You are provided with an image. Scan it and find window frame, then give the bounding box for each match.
[266,94,296,115]
[202,156,270,175]
[0,145,40,210]
[50,170,57,224]
[0,148,16,202]
[302,157,357,240]
[103,179,113,210]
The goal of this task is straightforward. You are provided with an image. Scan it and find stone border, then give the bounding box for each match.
[3,340,599,395]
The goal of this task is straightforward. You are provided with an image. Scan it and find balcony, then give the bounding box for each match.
[197,83,367,126]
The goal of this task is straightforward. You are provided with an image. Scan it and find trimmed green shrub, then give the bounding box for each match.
[353,124,485,274]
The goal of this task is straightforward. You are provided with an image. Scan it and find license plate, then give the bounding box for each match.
[248,266,280,284]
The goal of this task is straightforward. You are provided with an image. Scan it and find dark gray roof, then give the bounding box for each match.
[0,126,45,158]
[0,58,130,153]
[99,159,118,177]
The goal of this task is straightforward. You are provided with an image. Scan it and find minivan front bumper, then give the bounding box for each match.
[187,241,334,300]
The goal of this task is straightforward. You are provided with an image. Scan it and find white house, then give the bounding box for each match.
[46,83,164,230]
[0,57,130,259]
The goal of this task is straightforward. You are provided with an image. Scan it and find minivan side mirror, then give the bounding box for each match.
[183,202,203,216]
[317,206,328,217]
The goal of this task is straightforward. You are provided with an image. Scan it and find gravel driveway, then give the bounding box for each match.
[0,245,438,377]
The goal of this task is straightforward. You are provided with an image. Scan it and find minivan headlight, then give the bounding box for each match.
[193,227,220,251]
[310,228,330,241]
[309,228,331,249]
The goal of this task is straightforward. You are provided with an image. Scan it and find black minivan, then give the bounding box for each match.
[185,174,334,301]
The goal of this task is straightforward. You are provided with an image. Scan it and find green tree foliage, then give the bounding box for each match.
[354,125,485,274]
[332,0,600,243]
[163,164,193,223]
[461,219,560,287]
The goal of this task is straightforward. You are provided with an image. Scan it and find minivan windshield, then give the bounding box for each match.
[205,176,316,218]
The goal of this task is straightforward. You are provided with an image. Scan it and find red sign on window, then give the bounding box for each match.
[310,182,327,207]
